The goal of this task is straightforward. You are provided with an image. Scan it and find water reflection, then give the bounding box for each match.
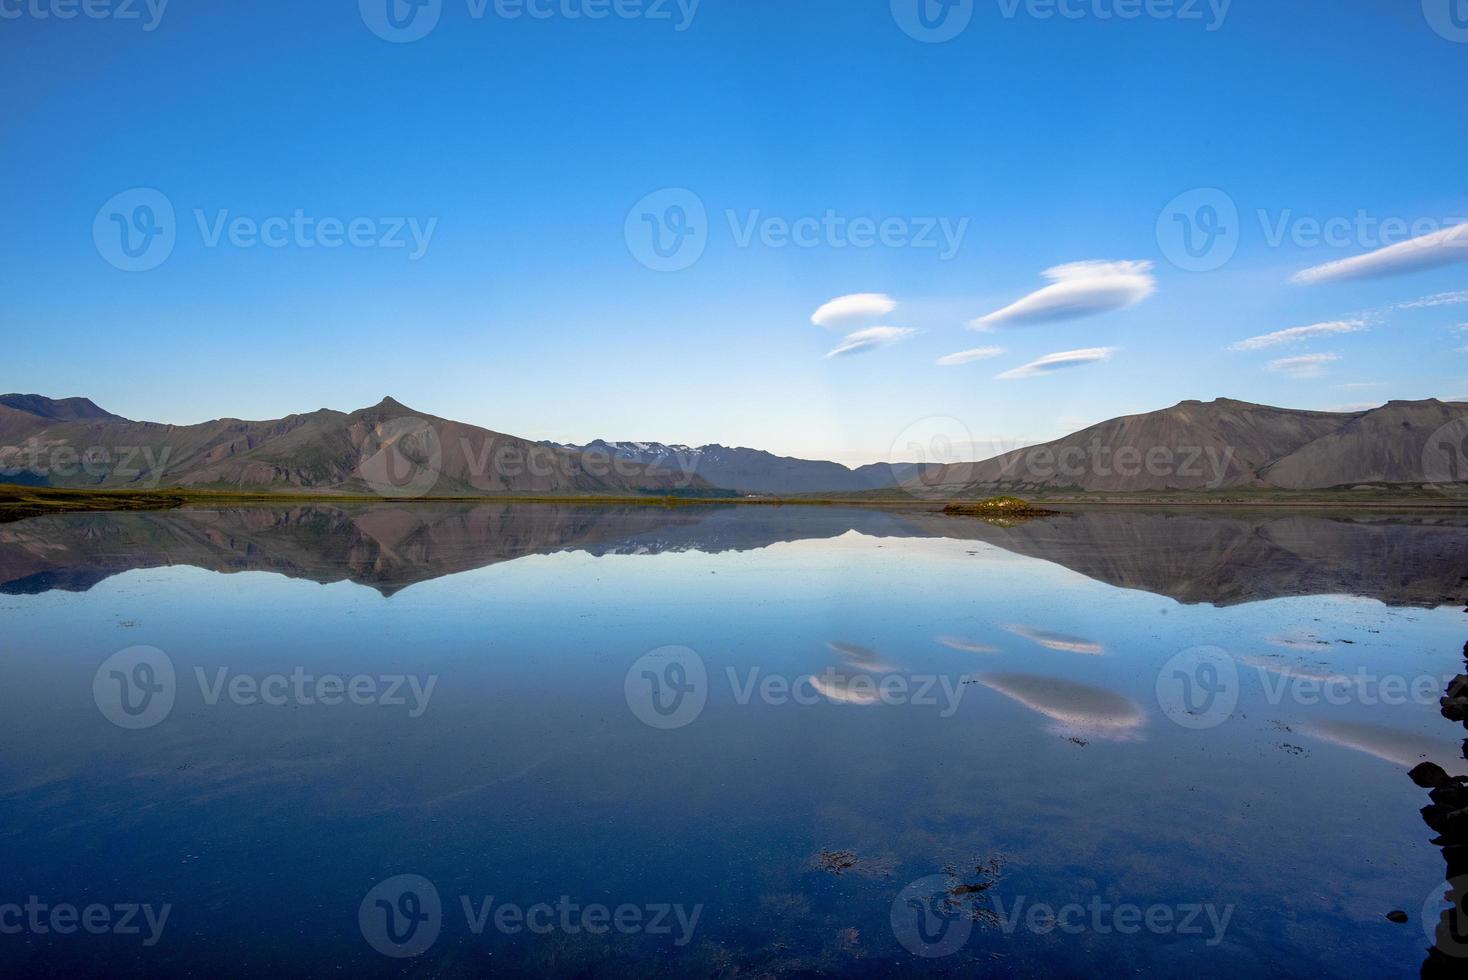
[1239,655,1353,686]
[1000,623,1106,656]
[934,635,999,654]
[0,502,1465,976]
[978,672,1146,741]
[4,503,1467,607]
[826,641,896,673]
[808,673,883,706]
[1301,719,1468,776]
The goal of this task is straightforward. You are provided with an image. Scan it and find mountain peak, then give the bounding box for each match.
[0,394,126,422]
[1172,397,1259,409]
[361,396,415,414]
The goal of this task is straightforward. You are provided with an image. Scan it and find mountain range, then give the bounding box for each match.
[545,440,923,494]
[919,397,1468,494]
[0,394,705,496]
[2,393,1466,496]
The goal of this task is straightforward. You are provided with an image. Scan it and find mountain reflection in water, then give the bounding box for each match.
[1,501,1465,978]
[3,503,1467,607]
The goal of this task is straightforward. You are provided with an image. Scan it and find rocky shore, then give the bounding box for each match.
[1412,639,1468,976]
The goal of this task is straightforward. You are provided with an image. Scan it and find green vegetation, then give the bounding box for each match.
[941,497,1058,525]
[0,485,188,523]
[942,496,1054,515]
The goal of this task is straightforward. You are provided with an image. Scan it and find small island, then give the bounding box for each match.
[941,497,1058,519]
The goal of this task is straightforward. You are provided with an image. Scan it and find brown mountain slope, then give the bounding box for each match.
[1261,400,1468,489]
[917,397,1468,494]
[0,396,705,496]
[0,394,124,422]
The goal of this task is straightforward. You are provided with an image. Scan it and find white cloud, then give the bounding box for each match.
[996,347,1116,380]
[1326,402,1384,413]
[824,326,916,359]
[1267,353,1340,378]
[1228,319,1367,351]
[971,260,1156,329]
[811,293,897,329]
[1292,222,1468,284]
[1337,381,1386,389]
[936,346,1005,366]
[1395,291,1468,310]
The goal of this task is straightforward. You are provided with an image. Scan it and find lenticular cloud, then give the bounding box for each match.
[811,293,898,329]
[971,260,1156,329]
[824,326,916,358]
[1292,222,1468,284]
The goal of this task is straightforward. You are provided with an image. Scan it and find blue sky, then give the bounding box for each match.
[3,0,1468,464]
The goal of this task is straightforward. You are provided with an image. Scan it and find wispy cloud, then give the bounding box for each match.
[1292,222,1468,284]
[824,326,915,358]
[811,293,897,329]
[1337,381,1386,389]
[1394,291,1468,310]
[971,260,1155,328]
[1268,353,1340,378]
[1326,402,1383,413]
[936,346,1005,366]
[1228,319,1367,351]
[1000,623,1105,656]
[935,636,1000,654]
[996,347,1116,380]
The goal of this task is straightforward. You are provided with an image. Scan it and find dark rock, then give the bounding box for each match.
[1445,845,1468,878]
[1386,910,1408,923]
[1411,762,1452,789]
[1429,782,1468,808]
[1441,691,1468,722]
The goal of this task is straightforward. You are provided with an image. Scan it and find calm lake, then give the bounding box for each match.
[1,503,1465,977]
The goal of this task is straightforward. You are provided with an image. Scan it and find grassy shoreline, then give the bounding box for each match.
[5,482,1468,520]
